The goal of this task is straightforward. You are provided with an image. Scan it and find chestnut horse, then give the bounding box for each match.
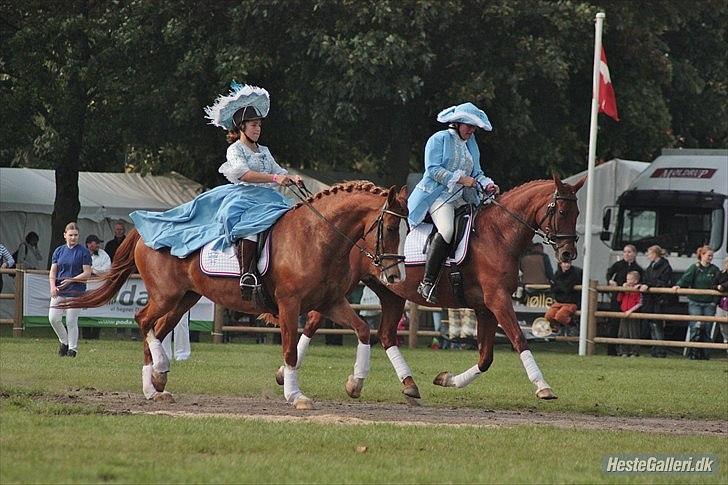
[63,182,408,409]
[290,175,584,400]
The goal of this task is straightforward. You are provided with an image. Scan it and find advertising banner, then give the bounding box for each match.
[22,272,214,331]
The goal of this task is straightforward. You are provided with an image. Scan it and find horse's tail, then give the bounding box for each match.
[60,229,141,309]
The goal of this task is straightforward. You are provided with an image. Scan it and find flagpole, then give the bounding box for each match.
[578,12,605,356]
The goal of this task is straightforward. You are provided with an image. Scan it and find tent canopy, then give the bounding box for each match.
[0,168,204,222]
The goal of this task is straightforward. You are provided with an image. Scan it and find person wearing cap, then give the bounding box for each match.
[130,82,300,291]
[407,102,500,303]
[85,234,111,276]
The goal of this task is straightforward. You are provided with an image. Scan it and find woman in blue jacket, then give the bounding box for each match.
[408,102,499,303]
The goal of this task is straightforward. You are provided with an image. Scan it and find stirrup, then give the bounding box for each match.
[239,272,261,300]
[418,281,438,304]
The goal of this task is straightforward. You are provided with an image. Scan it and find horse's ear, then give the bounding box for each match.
[552,172,565,192]
[572,175,587,192]
[397,185,408,203]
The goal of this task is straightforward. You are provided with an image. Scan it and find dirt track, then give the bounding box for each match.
[57,389,727,436]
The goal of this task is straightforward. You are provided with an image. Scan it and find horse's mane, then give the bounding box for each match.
[293,180,388,209]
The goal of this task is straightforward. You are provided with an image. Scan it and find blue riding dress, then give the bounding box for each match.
[130,141,291,258]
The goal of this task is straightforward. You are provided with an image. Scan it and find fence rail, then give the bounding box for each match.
[3,267,727,355]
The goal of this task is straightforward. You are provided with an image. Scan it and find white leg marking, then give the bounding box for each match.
[147,330,169,374]
[295,334,311,369]
[520,350,550,391]
[142,364,160,399]
[283,365,303,404]
[385,346,412,382]
[452,364,482,388]
[353,343,371,379]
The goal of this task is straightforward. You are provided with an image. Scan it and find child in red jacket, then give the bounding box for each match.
[617,271,643,356]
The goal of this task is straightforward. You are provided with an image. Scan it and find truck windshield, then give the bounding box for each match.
[615,206,724,255]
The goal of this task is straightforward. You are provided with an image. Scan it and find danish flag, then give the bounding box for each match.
[598,47,619,121]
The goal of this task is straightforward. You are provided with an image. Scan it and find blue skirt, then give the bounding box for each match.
[130,184,291,258]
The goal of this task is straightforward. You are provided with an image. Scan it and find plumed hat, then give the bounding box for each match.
[436,102,492,131]
[204,81,270,130]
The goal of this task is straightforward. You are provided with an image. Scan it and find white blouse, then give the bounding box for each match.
[218,141,288,186]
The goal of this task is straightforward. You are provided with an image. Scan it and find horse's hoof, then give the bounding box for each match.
[275,366,285,386]
[536,387,558,400]
[151,371,168,392]
[403,384,421,399]
[293,396,314,410]
[345,375,364,399]
[153,391,175,403]
[433,371,454,387]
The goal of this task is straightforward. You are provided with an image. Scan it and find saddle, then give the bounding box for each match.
[423,204,475,307]
[423,204,474,258]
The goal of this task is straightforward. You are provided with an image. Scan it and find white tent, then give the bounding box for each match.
[563,158,649,281]
[0,168,204,269]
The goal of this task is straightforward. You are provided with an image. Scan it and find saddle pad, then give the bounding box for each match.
[199,237,271,277]
[404,215,472,266]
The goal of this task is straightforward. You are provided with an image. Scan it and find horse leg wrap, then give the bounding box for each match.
[142,364,159,400]
[520,350,550,391]
[452,365,482,388]
[386,346,412,382]
[283,365,303,404]
[146,332,169,374]
[296,334,311,369]
[353,343,371,379]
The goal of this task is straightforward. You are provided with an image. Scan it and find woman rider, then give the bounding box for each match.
[407,102,499,303]
[131,82,300,291]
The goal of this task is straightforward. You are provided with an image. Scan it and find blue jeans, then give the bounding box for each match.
[687,301,717,341]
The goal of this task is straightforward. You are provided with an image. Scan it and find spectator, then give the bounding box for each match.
[104,221,126,262]
[162,313,192,361]
[519,242,554,285]
[605,245,643,356]
[447,308,476,349]
[358,285,381,329]
[82,234,111,340]
[713,258,728,355]
[0,243,15,294]
[638,245,673,358]
[358,285,381,346]
[545,261,583,328]
[48,222,92,358]
[86,235,111,275]
[674,245,720,360]
[14,232,43,269]
[431,310,448,349]
[617,271,643,357]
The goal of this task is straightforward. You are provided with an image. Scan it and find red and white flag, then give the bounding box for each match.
[598,47,619,121]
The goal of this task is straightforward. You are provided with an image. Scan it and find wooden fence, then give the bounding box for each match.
[3,267,727,355]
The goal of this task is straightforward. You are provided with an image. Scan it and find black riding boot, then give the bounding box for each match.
[239,239,260,299]
[417,233,451,304]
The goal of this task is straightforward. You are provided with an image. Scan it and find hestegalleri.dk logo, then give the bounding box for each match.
[603,454,718,474]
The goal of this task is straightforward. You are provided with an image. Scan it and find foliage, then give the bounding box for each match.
[1,0,726,195]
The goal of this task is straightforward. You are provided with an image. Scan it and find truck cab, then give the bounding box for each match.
[603,149,727,276]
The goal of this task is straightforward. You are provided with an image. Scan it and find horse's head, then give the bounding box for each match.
[539,174,585,263]
[365,185,409,285]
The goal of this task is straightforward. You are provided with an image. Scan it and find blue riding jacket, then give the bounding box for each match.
[407,129,493,227]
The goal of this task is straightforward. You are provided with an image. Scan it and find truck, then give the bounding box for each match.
[600,148,727,277]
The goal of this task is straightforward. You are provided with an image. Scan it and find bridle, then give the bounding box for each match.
[289,181,407,272]
[481,185,579,253]
[363,203,408,272]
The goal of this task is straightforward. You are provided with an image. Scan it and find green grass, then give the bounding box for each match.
[1,337,727,419]
[1,394,727,484]
[1,337,727,483]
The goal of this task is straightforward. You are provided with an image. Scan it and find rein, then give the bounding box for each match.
[287,181,406,270]
[479,184,579,250]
